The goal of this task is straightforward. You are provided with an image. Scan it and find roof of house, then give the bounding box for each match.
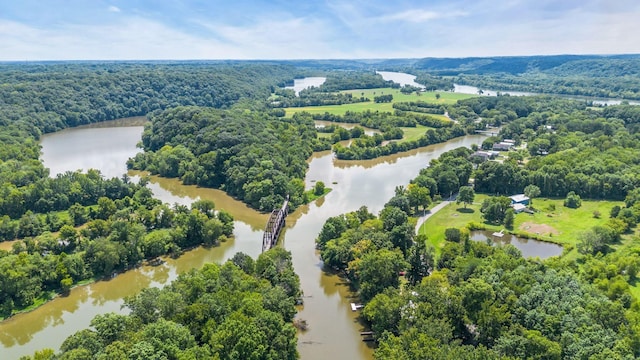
[512,203,527,212]
[509,194,530,203]
[492,143,512,150]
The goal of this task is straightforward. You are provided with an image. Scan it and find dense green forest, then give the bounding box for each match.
[270,89,369,108]
[0,63,298,133]
[22,248,300,360]
[127,106,330,212]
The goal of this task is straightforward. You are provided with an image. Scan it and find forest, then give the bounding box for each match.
[127,106,329,212]
[21,248,300,360]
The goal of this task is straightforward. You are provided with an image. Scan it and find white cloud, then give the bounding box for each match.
[0,18,247,60]
[0,15,348,60]
[200,17,340,59]
[379,9,468,23]
[108,6,121,13]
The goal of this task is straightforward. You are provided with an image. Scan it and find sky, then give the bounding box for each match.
[0,0,639,61]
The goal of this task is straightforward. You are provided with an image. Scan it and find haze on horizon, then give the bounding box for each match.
[1,0,639,61]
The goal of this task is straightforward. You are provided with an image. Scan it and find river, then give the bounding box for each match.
[377,71,638,106]
[286,77,326,96]
[0,117,485,359]
[376,71,425,89]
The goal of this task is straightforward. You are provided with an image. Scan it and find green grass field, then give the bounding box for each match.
[285,88,475,117]
[419,195,623,252]
[398,125,431,143]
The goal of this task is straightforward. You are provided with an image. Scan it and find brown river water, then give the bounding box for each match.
[0,118,486,359]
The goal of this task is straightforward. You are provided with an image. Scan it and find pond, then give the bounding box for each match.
[471,230,563,259]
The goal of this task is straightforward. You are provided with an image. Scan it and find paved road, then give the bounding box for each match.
[414,194,457,234]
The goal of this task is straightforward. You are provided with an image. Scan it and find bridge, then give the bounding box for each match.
[262,195,289,252]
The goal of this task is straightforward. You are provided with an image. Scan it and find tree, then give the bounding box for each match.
[481,196,513,225]
[524,184,541,207]
[610,205,621,218]
[445,228,462,242]
[624,188,640,208]
[437,171,459,198]
[361,288,404,337]
[380,206,408,232]
[564,191,582,209]
[406,235,434,285]
[407,184,431,214]
[352,248,408,302]
[68,203,89,226]
[504,208,515,230]
[313,181,326,196]
[457,186,475,208]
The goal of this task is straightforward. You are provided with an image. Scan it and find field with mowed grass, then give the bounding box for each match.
[419,195,624,254]
[284,88,475,117]
[398,125,432,143]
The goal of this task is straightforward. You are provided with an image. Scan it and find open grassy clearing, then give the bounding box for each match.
[285,88,475,117]
[398,125,431,143]
[419,195,623,253]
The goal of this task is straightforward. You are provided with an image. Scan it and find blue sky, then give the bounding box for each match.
[0,0,638,60]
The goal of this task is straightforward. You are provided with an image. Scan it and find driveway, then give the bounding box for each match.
[414,193,457,234]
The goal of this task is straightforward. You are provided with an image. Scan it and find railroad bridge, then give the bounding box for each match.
[262,195,289,252]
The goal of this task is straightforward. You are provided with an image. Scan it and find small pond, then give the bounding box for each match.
[471,230,563,259]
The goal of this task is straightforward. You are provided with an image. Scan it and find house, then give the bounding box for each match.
[470,150,497,162]
[509,194,530,206]
[492,142,513,151]
[512,203,527,213]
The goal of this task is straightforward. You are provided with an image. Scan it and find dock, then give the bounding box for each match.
[360,331,375,342]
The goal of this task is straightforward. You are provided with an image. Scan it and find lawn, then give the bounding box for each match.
[285,88,475,117]
[398,125,431,143]
[418,195,623,253]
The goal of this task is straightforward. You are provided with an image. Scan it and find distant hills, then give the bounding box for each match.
[269,54,640,76]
